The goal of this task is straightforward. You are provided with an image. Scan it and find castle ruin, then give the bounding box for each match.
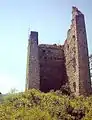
[26,7,91,96]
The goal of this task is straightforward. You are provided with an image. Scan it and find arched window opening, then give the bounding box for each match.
[43,50,46,53]
[73,82,76,92]
[67,44,69,51]
[73,35,75,39]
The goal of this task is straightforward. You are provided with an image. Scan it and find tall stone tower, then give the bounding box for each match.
[25,7,91,96]
[64,7,91,96]
[25,31,40,90]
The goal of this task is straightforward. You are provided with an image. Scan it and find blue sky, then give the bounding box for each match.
[0,0,92,93]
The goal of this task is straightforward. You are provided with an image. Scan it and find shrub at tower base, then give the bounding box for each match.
[0,89,92,120]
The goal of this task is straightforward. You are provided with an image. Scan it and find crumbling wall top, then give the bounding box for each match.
[39,44,63,49]
[72,6,83,18]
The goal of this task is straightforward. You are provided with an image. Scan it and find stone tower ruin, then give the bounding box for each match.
[26,7,91,96]
[26,31,40,90]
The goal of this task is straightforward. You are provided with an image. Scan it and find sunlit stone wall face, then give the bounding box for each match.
[64,7,91,96]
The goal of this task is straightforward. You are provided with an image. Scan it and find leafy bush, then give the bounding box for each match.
[0,89,92,119]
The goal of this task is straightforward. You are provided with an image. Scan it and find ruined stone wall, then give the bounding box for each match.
[26,32,40,90]
[64,27,78,95]
[39,44,66,92]
[64,7,91,95]
[75,10,91,95]
[25,7,91,96]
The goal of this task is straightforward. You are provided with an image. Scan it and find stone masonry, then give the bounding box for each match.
[26,7,91,96]
[26,32,40,90]
[89,55,92,85]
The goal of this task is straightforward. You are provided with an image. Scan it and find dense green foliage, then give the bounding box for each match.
[0,89,92,120]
